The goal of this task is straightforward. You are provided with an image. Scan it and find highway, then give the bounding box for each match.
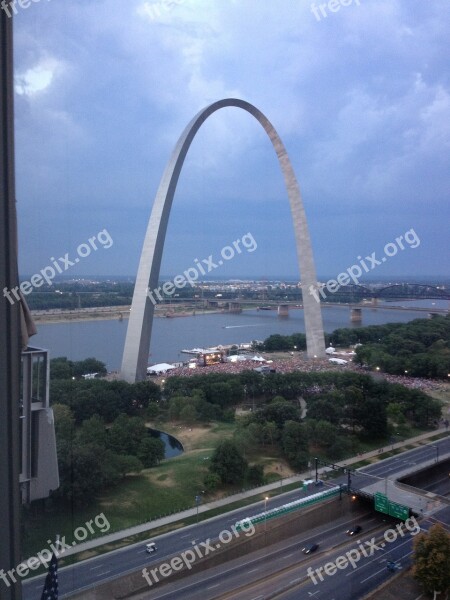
[129,506,450,599]
[132,511,392,599]
[22,485,317,599]
[22,436,449,599]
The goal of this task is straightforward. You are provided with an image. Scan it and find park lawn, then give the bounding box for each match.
[152,421,235,452]
[428,384,450,411]
[22,422,235,556]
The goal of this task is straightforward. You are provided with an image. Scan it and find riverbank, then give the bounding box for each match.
[31,305,228,324]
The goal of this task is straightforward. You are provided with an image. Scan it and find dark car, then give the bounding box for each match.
[302,543,319,554]
[346,525,362,536]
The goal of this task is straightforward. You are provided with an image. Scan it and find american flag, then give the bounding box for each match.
[40,552,58,599]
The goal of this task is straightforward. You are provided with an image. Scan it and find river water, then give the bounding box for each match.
[31,300,448,371]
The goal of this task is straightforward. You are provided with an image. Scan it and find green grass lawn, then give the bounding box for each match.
[21,422,237,555]
[21,415,446,558]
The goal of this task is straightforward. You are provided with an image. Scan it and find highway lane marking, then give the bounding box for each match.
[345,537,413,576]
[285,553,294,558]
[359,549,412,583]
[90,564,105,570]
[207,583,221,589]
[50,505,396,597]
[360,565,389,583]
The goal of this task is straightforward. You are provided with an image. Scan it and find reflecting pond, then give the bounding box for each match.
[147,428,184,459]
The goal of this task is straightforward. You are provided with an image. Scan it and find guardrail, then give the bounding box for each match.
[235,485,341,530]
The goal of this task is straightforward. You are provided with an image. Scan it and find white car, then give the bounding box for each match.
[145,542,157,553]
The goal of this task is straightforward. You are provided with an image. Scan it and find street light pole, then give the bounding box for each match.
[195,494,200,522]
[431,445,439,463]
[264,496,269,541]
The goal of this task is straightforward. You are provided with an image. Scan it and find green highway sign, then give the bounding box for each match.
[388,501,409,520]
[374,492,409,519]
[374,492,389,514]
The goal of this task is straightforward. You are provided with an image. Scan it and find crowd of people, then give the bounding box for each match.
[162,353,446,392]
[379,372,445,392]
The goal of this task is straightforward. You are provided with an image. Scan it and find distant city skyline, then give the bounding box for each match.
[18,274,450,283]
[12,1,450,280]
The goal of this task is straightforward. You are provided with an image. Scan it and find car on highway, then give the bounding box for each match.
[346,525,362,536]
[302,543,319,554]
[145,542,157,553]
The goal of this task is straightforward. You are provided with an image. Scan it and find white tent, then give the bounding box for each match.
[329,358,348,365]
[251,355,266,362]
[147,363,176,374]
[326,346,335,354]
[227,355,248,363]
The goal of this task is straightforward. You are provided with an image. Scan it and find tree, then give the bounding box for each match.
[209,440,248,485]
[76,414,107,449]
[265,421,279,446]
[72,357,107,378]
[355,397,388,439]
[305,419,338,448]
[258,399,300,428]
[111,454,143,477]
[168,396,184,420]
[247,464,265,486]
[108,414,148,455]
[412,524,450,597]
[138,437,165,468]
[203,472,221,492]
[307,399,341,424]
[282,420,309,469]
[53,403,75,444]
[131,380,161,408]
[179,404,198,424]
[56,444,106,504]
[145,402,160,420]
[386,402,406,426]
[50,357,74,380]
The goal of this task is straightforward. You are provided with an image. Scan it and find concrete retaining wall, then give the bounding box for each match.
[68,495,361,599]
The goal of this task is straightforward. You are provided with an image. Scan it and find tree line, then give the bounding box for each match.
[253,315,450,379]
[351,315,450,378]
[164,370,442,490]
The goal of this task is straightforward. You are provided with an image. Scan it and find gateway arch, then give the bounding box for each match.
[121,99,325,382]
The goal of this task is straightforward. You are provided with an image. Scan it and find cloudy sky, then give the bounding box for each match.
[12,0,450,281]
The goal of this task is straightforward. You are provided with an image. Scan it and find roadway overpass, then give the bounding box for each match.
[22,436,449,599]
